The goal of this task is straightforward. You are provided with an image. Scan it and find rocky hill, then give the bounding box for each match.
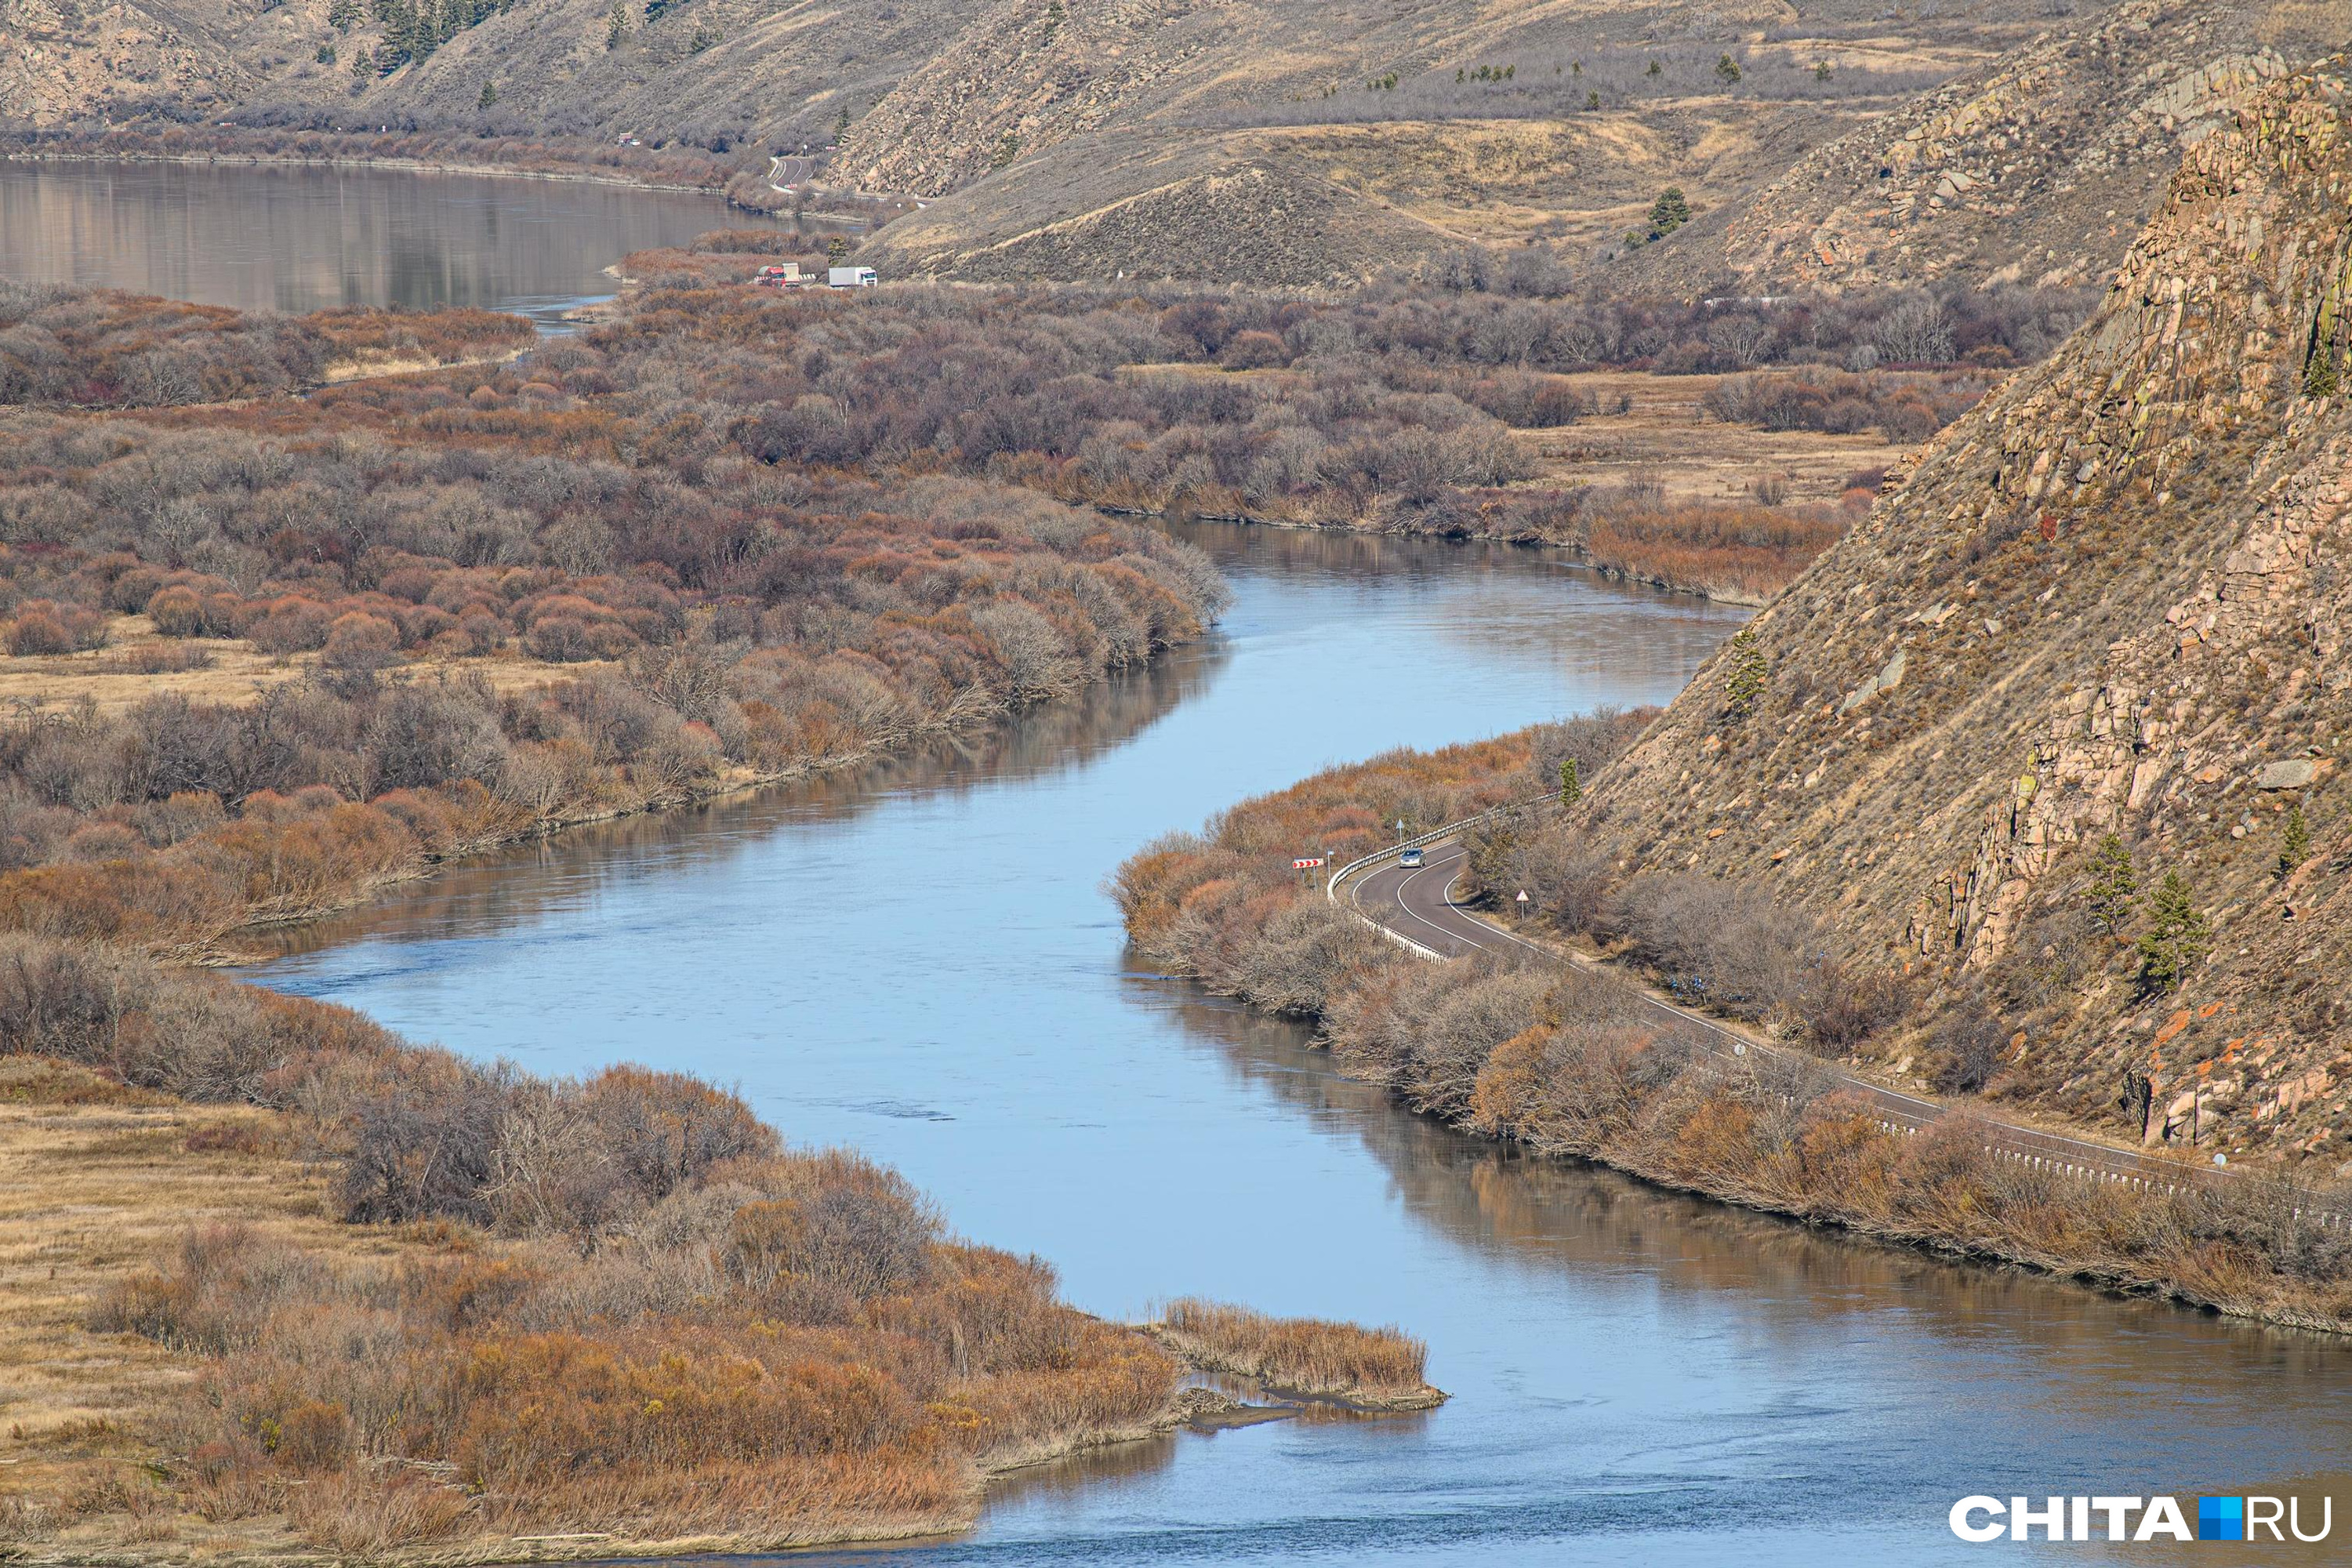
[1576,60,2352,1156]
[3,0,2154,285]
[1617,0,2336,297]
[856,133,1486,285]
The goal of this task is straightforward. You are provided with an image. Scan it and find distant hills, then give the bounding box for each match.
[2,0,2344,288]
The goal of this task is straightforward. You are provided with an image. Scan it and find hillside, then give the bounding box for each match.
[9,0,2279,289]
[1614,0,2339,296]
[1572,60,2352,1155]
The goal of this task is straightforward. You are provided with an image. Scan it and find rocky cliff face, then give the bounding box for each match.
[1622,0,2337,296]
[0,0,259,122]
[1581,63,2352,1159]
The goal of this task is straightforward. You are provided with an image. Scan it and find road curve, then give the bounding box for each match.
[1339,839,2331,1210]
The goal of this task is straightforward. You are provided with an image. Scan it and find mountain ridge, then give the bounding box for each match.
[1576,59,2352,1152]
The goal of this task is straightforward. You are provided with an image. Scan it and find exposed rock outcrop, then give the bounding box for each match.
[1580,62,2352,1156]
[1621,0,2339,296]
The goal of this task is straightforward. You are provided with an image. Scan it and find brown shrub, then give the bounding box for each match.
[1159,1298,1428,1397]
[322,612,401,671]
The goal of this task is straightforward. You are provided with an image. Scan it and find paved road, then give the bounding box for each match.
[1341,839,2320,1208]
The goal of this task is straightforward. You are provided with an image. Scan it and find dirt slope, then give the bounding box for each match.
[1619,0,2348,296]
[1577,60,2352,1157]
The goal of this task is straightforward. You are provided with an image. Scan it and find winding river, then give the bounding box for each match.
[13,164,2351,1566]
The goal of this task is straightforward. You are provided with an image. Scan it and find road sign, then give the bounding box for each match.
[1292,857,1327,869]
[1515,890,1529,904]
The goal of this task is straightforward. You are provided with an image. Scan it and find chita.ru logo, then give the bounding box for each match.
[1948,1494,2335,1543]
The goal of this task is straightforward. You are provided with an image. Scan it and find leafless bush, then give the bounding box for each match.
[1330,957,1555,1116]
[338,1055,519,1223]
[579,1065,778,1203]
[1921,984,2010,1093]
[1230,899,1401,1016]
[1794,957,1910,1054]
[1610,873,1811,1018]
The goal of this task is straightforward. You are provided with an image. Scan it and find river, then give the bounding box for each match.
[251,521,2352,1567]
[0,158,772,325]
[18,163,2350,1566]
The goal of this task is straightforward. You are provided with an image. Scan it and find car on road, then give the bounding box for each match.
[1399,847,1425,868]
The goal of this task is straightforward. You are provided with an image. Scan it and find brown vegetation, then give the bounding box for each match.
[5,125,746,196]
[0,978,1183,1560]
[0,281,1226,954]
[0,282,533,408]
[1152,1300,1439,1408]
[1,984,1436,1559]
[1116,728,2352,1334]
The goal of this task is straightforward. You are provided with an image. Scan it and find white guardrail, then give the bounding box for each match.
[1322,797,2349,1226]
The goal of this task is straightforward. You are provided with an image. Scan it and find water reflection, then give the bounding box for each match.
[265,635,1221,962]
[1139,979,2352,1566]
[0,159,776,323]
[242,511,2352,1566]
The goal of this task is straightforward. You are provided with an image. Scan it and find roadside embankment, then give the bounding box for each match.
[1116,728,2352,1336]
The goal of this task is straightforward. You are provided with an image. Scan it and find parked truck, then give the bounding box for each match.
[827,266,878,289]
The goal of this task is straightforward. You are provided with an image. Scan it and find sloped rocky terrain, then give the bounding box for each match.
[1577,60,2352,1156]
[5,0,2126,284]
[858,135,1483,285]
[1622,0,2344,296]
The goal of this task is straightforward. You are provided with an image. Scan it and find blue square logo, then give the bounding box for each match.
[2198,1497,2245,1542]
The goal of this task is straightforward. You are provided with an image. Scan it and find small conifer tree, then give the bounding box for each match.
[2083,832,2136,933]
[1722,626,1766,720]
[1559,757,1581,808]
[2135,870,2210,994]
[1648,186,1692,238]
[2279,804,2311,880]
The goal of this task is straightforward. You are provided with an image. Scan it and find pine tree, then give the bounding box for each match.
[1721,625,1765,720]
[2135,870,2210,994]
[2307,286,2343,398]
[1645,59,1661,78]
[2279,804,2310,880]
[477,80,497,109]
[2083,832,2136,933]
[1715,53,1742,84]
[1559,757,1581,808]
[1648,186,1691,238]
[605,0,626,46]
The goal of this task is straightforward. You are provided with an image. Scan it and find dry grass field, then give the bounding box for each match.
[0,615,619,718]
[0,1058,371,1559]
[1531,371,1913,506]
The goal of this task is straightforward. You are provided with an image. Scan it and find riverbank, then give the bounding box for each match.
[0,1040,1435,1561]
[2,130,739,200]
[1,136,909,230]
[1115,729,2352,1338]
